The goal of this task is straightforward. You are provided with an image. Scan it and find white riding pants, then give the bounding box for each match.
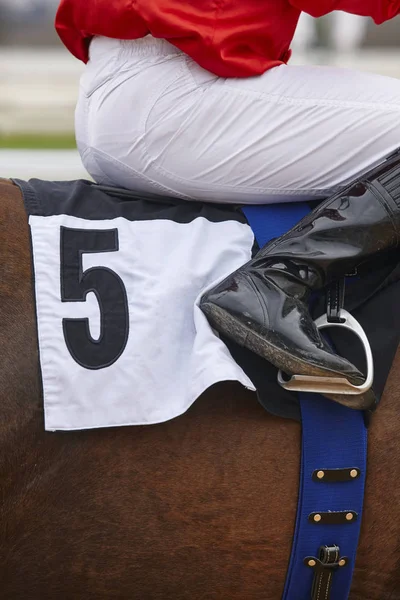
[75,36,400,204]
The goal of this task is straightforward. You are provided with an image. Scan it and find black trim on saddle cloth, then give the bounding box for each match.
[15,178,400,423]
[15,178,248,225]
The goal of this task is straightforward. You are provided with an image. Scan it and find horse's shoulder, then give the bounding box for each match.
[0,177,17,188]
[0,178,23,207]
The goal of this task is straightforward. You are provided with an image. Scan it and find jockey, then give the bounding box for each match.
[56,0,400,386]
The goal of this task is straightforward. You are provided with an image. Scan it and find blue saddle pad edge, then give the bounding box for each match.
[242,203,368,600]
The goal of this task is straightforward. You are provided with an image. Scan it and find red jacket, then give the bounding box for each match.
[55,1,400,78]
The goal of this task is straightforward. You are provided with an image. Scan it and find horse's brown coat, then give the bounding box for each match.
[0,178,399,599]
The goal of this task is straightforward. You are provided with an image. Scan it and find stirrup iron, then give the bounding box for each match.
[277,308,374,397]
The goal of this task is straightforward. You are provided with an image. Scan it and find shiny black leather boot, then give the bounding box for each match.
[201,148,400,390]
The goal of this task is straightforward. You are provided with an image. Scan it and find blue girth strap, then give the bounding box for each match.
[242,203,368,600]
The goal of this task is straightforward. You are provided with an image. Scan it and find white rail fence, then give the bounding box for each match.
[1,47,399,180]
[0,49,83,135]
[1,48,400,135]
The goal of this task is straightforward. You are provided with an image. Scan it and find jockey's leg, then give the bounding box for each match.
[75,37,400,397]
[201,147,400,409]
[75,36,400,204]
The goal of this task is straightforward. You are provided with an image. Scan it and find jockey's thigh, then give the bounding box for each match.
[75,36,400,204]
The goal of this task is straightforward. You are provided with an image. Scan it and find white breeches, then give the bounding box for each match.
[75,35,400,204]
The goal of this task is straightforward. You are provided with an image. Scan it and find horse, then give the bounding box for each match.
[1,177,399,600]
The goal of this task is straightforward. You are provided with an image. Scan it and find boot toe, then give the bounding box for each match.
[201,272,366,388]
[291,325,366,386]
[326,355,365,387]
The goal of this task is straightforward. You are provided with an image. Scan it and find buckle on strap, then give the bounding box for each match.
[326,279,346,324]
[304,545,348,600]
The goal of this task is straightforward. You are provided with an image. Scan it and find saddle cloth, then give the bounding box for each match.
[15,178,400,430]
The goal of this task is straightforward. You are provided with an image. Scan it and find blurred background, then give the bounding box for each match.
[0,0,399,180]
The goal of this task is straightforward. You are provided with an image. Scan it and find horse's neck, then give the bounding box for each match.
[0,180,41,446]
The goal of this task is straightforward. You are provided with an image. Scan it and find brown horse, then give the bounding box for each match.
[1,177,399,600]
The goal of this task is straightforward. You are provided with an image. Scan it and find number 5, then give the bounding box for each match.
[60,227,129,369]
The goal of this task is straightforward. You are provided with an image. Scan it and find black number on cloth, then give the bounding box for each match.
[60,227,129,369]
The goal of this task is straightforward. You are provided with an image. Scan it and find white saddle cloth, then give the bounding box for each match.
[30,210,256,431]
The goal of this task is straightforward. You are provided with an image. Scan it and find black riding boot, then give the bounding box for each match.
[201,148,400,394]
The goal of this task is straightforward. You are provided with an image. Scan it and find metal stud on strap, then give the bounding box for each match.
[312,468,361,483]
[309,511,358,525]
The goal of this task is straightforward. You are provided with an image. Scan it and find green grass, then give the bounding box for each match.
[0,133,77,150]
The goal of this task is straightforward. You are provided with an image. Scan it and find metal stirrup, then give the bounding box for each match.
[277,279,374,397]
